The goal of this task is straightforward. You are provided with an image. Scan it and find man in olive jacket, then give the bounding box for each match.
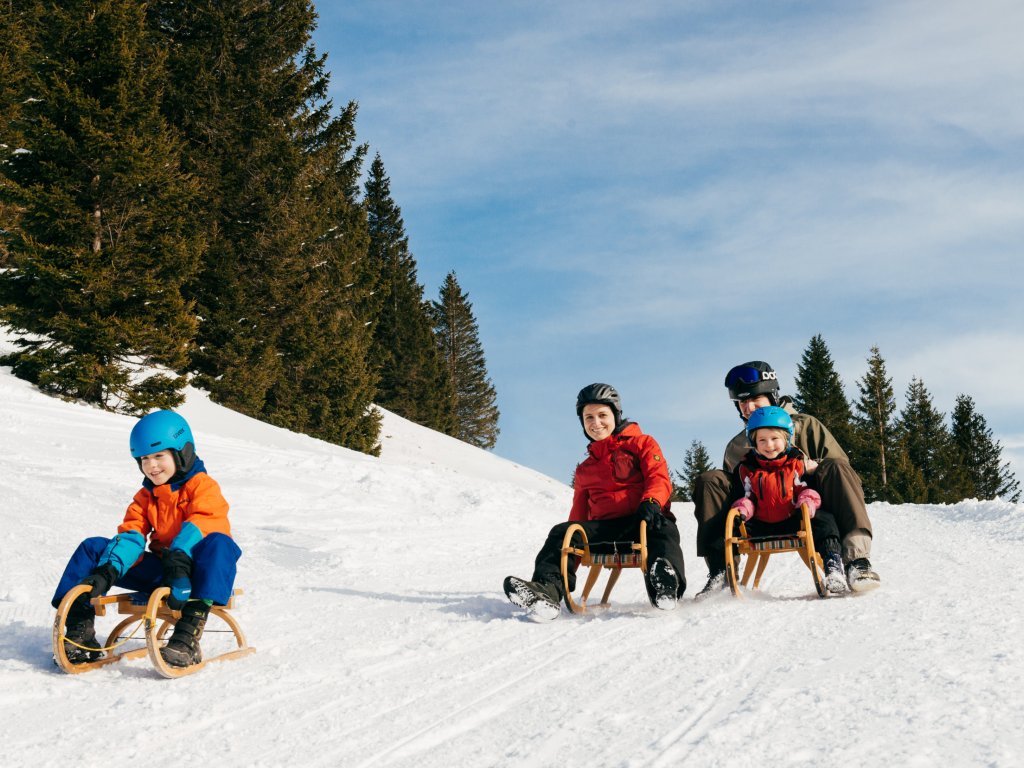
[693,361,881,597]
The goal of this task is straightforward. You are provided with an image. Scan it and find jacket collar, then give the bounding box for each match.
[142,457,207,493]
[587,421,641,458]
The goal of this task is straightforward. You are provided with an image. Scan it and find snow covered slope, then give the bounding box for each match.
[1,365,1022,768]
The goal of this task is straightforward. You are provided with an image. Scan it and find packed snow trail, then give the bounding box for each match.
[1,367,1022,767]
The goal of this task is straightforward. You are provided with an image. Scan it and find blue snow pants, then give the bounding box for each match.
[51,533,242,608]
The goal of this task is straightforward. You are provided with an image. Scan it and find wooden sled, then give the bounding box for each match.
[559,520,648,613]
[724,503,827,599]
[53,584,255,677]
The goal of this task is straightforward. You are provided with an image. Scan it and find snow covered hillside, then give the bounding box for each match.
[1,364,1023,768]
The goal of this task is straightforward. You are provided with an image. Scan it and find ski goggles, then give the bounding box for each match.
[724,365,769,389]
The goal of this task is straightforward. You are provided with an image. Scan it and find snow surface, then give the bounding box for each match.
[2,363,1023,768]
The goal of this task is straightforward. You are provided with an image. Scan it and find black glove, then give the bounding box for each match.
[636,498,664,532]
[161,549,194,611]
[74,563,118,610]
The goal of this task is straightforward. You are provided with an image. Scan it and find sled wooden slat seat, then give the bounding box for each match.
[558,521,649,613]
[53,584,254,677]
[724,503,826,599]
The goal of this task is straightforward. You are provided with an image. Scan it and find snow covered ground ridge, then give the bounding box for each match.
[1,361,1023,768]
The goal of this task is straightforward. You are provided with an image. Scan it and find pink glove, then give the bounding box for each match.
[731,497,755,521]
[795,488,821,517]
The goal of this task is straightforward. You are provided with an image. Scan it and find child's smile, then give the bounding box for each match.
[140,450,177,485]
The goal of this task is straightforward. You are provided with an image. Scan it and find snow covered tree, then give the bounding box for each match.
[365,154,453,433]
[851,346,899,502]
[674,440,715,501]
[0,0,201,412]
[431,272,500,448]
[793,334,855,451]
[950,394,1020,502]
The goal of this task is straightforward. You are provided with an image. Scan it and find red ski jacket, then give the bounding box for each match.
[569,422,673,522]
[736,449,809,524]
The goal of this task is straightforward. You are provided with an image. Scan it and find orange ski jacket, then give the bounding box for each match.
[569,422,673,522]
[118,469,231,555]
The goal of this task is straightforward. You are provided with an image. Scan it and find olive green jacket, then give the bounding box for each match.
[722,397,848,473]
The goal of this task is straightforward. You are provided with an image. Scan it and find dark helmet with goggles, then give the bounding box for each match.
[724,361,779,404]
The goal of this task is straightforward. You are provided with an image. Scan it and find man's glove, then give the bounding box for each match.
[74,563,118,611]
[636,498,664,532]
[731,497,755,522]
[795,488,822,518]
[161,549,194,611]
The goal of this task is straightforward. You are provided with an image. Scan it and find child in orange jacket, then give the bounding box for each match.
[503,383,686,620]
[52,410,241,667]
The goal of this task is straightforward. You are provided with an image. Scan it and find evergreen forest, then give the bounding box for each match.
[0,1,500,455]
[675,335,1020,504]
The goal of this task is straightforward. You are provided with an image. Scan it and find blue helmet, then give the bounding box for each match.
[129,410,196,473]
[745,406,794,445]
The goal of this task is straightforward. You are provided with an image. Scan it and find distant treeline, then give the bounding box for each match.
[0,1,499,453]
[675,335,1020,504]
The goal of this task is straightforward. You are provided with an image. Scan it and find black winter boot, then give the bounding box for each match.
[160,601,210,667]
[822,537,848,595]
[503,576,561,621]
[695,553,728,601]
[846,558,881,593]
[646,558,679,610]
[62,606,102,664]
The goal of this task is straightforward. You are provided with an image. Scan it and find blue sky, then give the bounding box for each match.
[310,1,1024,485]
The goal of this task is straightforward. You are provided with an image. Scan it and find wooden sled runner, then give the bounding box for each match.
[53,584,255,677]
[559,520,648,613]
[724,503,827,599]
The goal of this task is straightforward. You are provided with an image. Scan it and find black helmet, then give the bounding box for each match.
[576,383,622,426]
[724,361,779,403]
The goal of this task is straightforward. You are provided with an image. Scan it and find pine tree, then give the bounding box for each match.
[431,272,500,448]
[365,154,453,433]
[851,346,898,502]
[674,440,715,501]
[893,377,968,503]
[0,2,35,269]
[950,394,1020,502]
[149,1,380,452]
[150,0,315,411]
[0,0,201,412]
[793,334,855,450]
[258,103,381,454]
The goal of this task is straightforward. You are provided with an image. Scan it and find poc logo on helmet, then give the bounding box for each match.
[761,371,777,382]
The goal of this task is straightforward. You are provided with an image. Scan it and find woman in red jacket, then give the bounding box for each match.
[504,383,686,620]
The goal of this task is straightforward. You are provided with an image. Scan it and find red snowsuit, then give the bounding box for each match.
[736,449,808,523]
[569,422,674,522]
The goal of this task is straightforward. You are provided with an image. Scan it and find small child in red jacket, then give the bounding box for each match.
[729,406,846,595]
[503,383,687,620]
[52,410,241,667]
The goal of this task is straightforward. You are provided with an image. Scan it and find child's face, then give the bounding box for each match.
[140,450,177,485]
[754,429,788,459]
[581,403,616,442]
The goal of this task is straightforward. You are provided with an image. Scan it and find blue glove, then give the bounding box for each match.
[161,549,193,610]
[636,498,664,532]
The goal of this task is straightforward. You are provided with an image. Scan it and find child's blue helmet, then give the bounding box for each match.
[745,406,794,445]
[129,410,196,473]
